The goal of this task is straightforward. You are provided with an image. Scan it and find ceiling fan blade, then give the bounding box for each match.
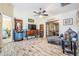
[42,10,46,13]
[39,8,42,10]
[33,11,37,13]
[34,10,41,14]
[33,8,48,17]
[43,14,48,16]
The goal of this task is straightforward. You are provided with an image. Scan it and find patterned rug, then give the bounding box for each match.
[0,38,67,56]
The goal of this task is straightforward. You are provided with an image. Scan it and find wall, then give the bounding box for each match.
[13,9,28,30]
[51,10,77,34]
[0,3,13,17]
[14,7,37,30]
[35,17,46,38]
[13,4,78,38]
[14,9,78,38]
[46,10,78,35]
[0,4,13,48]
[0,14,2,48]
[37,10,78,38]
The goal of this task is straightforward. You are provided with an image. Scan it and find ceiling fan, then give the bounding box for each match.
[33,8,48,17]
[61,3,71,7]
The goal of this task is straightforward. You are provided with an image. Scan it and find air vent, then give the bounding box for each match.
[61,3,71,7]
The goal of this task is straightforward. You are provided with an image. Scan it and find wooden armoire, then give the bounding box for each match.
[39,24,44,37]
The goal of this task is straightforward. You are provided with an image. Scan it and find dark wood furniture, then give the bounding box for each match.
[39,24,44,37]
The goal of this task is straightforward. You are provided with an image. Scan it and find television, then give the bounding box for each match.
[28,24,36,30]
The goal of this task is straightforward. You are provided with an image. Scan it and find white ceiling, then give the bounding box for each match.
[12,3,79,18]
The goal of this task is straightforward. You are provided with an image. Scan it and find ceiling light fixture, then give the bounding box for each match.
[39,15,43,18]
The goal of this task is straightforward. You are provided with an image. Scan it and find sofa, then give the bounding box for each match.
[47,36,60,45]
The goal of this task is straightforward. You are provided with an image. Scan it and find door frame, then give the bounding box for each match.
[46,20,59,37]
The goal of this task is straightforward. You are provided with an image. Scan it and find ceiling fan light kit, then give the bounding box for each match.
[33,8,48,17]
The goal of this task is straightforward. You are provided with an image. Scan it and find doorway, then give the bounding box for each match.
[46,20,59,37]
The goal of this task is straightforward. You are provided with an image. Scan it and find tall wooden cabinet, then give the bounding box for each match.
[40,24,44,37]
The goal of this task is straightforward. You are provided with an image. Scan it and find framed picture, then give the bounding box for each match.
[63,18,73,25]
[14,19,23,32]
[28,18,34,23]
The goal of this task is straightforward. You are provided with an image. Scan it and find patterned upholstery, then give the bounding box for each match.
[13,30,23,41]
[60,28,78,56]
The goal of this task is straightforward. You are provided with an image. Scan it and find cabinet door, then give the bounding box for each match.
[40,24,44,31]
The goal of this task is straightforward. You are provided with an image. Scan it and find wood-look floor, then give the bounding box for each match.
[0,38,67,56]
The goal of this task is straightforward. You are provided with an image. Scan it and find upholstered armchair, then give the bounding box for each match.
[60,28,78,56]
[13,30,24,41]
